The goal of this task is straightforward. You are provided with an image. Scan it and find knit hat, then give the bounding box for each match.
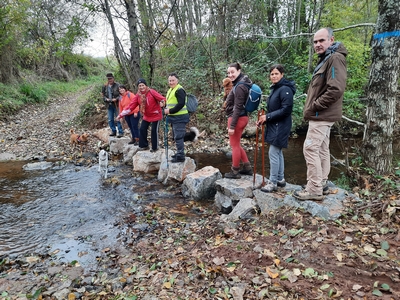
[106,73,114,78]
[137,78,147,86]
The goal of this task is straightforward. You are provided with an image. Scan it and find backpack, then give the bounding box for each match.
[186,93,198,113]
[234,82,262,113]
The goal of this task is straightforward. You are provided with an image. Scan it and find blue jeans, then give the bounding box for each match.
[171,122,186,157]
[269,144,284,184]
[125,113,140,139]
[107,105,123,134]
[139,119,160,150]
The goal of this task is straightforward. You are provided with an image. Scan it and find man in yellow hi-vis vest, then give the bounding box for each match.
[163,73,190,163]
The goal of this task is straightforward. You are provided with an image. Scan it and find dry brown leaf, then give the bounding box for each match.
[68,293,76,300]
[334,252,344,262]
[364,244,376,253]
[246,236,253,242]
[266,267,279,279]
[215,235,222,246]
[227,266,236,272]
[212,256,225,266]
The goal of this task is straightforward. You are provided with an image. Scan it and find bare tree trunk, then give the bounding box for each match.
[101,0,140,87]
[125,0,142,85]
[361,0,400,174]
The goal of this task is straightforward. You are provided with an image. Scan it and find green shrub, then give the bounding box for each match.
[19,84,48,103]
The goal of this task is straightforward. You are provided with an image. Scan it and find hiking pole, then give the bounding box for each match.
[163,111,169,169]
[260,109,266,187]
[253,110,262,187]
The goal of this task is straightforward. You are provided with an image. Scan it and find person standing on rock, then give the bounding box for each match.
[224,62,253,179]
[118,78,166,151]
[118,85,140,145]
[294,27,347,201]
[164,73,199,163]
[257,64,295,193]
[101,73,124,138]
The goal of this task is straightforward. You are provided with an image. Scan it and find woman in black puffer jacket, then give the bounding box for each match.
[257,64,295,192]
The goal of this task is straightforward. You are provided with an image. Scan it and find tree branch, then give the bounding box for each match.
[255,23,376,39]
[342,115,365,127]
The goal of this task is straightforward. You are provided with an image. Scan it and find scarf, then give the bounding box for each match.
[140,87,150,115]
[313,42,341,75]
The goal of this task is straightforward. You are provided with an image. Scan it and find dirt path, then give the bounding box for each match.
[0,86,100,161]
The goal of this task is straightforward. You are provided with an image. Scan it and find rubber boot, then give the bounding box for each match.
[239,162,253,175]
[225,167,241,179]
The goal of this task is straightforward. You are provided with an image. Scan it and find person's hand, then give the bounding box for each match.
[256,115,266,127]
[116,115,121,121]
[134,113,138,118]
[160,101,165,108]
[228,128,235,135]
[164,108,169,115]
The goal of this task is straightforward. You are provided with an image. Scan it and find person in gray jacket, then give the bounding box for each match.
[294,27,347,201]
[101,73,124,137]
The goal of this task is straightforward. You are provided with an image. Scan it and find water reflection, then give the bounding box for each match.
[191,135,350,185]
[0,160,203,267]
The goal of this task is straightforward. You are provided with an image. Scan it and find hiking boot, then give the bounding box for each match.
[293,189,324,201]
[225,167,241,179]
[301,182,329,194]
[134,138,139,146]
[170,156,185,163]
[138,146,149,151]
[322,180,331,195]
[117,134,123,138]
[323,185,330,195]
[150,149,158,153]
[128,140,135,145]
[277,179,286,188]
[239,162,253,175]
[109,132,117,137]
[261,182,277,193]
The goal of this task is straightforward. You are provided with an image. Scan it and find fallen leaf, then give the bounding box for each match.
[293,268,301,276]
[26,256,40,263]
[334,252,344,262]
[287,272,298,283]
[266,267,279,279]
[163,282,171,289]
[364,244,376,253]
[352,284,362,291]
[68,293,76,300]
[212,257,225,266]
[320,283,330,290]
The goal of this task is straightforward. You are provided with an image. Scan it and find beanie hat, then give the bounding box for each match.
[137,78,147,86]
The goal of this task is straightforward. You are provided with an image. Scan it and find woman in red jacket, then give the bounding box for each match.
[118,79,166,152]
[118,85,140,144]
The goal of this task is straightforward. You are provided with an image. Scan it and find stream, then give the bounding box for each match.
[0,135,353,268]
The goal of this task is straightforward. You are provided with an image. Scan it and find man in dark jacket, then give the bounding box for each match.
[101,73,124,137]
[294,27,348,201]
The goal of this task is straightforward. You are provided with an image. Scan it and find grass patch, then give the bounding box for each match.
[0,75,102,120]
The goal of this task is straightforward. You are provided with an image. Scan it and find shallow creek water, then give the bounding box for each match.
[0,135,352,268]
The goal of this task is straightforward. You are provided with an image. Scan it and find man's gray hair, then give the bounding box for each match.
[325,27,334,38]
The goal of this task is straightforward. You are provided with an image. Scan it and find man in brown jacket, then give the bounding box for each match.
[294,27,348,201]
